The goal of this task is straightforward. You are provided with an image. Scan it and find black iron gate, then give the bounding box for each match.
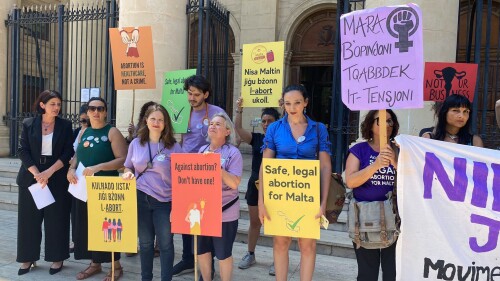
[186,0,233,112]
[457,0,500,149]
[5,0,119,156]
[330,0,365,172]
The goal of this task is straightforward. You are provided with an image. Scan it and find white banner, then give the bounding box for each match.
[395,135,500,281]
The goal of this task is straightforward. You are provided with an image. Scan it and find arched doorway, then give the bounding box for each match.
[289,9,336,125]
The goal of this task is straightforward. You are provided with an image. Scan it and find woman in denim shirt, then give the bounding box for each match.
[258,85,332,281]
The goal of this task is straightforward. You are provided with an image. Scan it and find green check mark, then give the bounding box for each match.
[173,106,185,121]
[287,215,305,230]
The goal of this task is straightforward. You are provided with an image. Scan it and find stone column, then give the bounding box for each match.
[237,0,279,134]
[116,0,187,132]
[0,1,18,157]
[360,1,459,136]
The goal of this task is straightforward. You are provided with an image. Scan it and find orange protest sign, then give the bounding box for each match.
[171,153,222,237]
[109,26,156,90]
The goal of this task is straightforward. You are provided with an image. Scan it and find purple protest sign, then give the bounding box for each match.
[340,4,424,110]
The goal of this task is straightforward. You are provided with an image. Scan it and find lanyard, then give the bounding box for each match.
[188,103,209,132]
[147,141,162,169]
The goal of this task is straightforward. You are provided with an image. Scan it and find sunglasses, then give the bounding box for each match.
[88,106,106,112]
[375,117,394,127]
[80,118,89,124]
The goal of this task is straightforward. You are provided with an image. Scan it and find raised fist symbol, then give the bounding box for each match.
[387,7,418,53]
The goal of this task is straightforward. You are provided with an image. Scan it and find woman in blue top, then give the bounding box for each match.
[345,109,399,281]
[258,85,332,281]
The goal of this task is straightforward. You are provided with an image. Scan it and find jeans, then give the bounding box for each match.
[137,190,174,281]
[181,234,194,262]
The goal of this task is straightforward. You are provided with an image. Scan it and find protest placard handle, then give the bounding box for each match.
[131,89,136,123]
[111,251,115,280]
[379,110,387,150]
[194,235,198,281]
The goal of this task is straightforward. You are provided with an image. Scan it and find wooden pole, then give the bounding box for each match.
[379,109,388,150]
[111,251,115,280]
[194,235,198,281]
[131,89,136,123]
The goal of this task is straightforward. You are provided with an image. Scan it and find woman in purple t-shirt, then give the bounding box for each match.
[345,109,399,281]
[122,104,183,281]
[197,112,243,281]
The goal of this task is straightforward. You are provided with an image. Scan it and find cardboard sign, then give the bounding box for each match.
[263,158,320,239]
[109,26,156,90]
[241,41,284,107]
[423,62,478,102]
[340,4,424,110]
[161,69,197,133]
[86,176,138,253]
[171,153,222,237]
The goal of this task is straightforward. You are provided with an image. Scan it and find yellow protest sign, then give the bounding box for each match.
[86,176,138,253]
[241,41,284,107]
[263,158,320,239]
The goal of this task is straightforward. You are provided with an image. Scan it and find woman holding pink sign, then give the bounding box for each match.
[345,109,399,281]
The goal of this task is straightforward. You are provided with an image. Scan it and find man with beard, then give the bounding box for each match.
[173,75,225,281]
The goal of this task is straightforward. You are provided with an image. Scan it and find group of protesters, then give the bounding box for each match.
[14,72,493,281]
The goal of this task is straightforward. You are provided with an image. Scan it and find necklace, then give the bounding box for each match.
[42,121,54,132]
[447,133,459,141]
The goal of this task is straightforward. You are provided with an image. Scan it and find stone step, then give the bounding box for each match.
[0,164,19,179]
[0,191,18,212]
[235,218,355,259]
[0,176,18,193]
[0,182,356,259]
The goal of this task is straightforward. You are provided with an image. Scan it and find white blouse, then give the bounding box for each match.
[41,132,53,156]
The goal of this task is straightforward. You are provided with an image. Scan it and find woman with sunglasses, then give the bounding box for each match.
[73,104,90,151]
[344,109,399,281]
[16,90,74,276]
[122,104,183,281]
[67,97,128,281]
[69,103,89,253]
[422,94,483,147]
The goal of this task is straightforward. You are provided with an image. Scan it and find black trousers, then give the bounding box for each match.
[73,197,120,263]
[353,241,397,281]
[17,161,71,262]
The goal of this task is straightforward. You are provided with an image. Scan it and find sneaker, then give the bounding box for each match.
[238,252,256,269]
[269,263,275,276]
[172,260,194,276]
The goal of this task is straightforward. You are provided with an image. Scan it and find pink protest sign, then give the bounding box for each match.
[340,4,424,110]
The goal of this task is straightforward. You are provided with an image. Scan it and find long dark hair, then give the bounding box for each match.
[137,104,176,149]
[434,94,472,144]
